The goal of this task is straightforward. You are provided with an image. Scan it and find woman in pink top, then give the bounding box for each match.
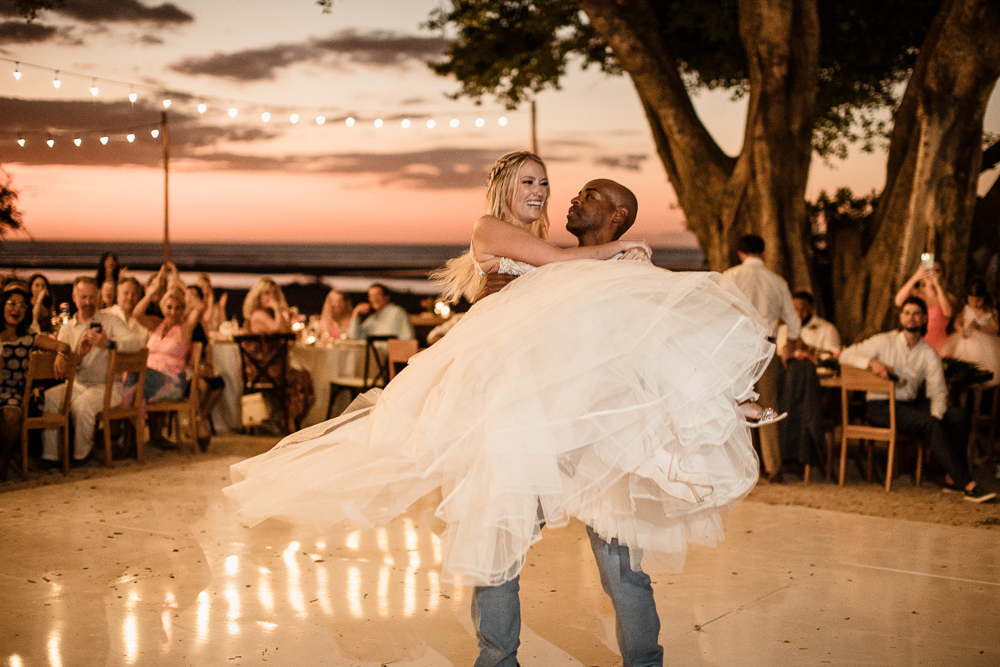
[894,259,956,351]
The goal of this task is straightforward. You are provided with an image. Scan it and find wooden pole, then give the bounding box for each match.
[531,100,538,155]
[161,111,170,265]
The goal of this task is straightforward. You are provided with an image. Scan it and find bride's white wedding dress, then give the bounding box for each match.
[224,259,773,585]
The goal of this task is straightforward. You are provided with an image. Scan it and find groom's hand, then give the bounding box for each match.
[474,272,516,302]
[618,248,651,262]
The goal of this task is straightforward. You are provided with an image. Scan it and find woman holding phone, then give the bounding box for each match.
[894,256,957,351]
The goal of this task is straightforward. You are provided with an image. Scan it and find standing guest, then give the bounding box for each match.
[195,273,227,334]
[242,277,314,431]
[777,291,841,359]
[348,284,415,341]
[103,277,149,345]
[319,289,352,341]
[894,259,956,351]
[27,272,54,334]
[941,279,1000,387]
[100,279,116,309]
[840,296,995,503]
[723,234,800,483]
[95,251,122,288]
[0,282,69,480]
[40,277,143,466]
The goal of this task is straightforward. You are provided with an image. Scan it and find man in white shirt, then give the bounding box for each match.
[723,234,800,483]
[102,276,149,345]
[348,284,415,341]
[839,296,994,503]
[777,291,841,357]
[42,277,144,465]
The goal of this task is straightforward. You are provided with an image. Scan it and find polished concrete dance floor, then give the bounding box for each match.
[2,457,999,666]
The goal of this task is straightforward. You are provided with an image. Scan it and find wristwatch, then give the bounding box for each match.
[106,340,117,350]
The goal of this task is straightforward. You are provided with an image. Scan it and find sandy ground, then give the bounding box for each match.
[3,431,1000,531]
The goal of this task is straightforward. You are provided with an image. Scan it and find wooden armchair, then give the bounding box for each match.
[327,335,394,419]
[96,349,148,466]
[20,350,77,478]
[146,342,202,454]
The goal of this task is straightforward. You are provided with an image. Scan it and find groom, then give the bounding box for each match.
[473,178,663,667]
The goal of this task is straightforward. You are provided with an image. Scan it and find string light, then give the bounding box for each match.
[228,107,238,118]
[13,62,20,80]
[151,129,160,138]
[401,119,410,129]
[498,117,508,126]
[74,137,81,146]
[261,112,270,122]
[197,103,207,114]
[129,90,137,104]
[475,118,485,128]
[100,136,109,145]
[289,113,299,124]
[450,118,459,128]
[316,115,326,125]
[126,133,135,143]
[346,117,355,127]
[162,98,171,109]
[46,138,54,147]
[90,80,99,97]
[374,119,383,128]
[52,71,61,89]
[17,137,24,147]
[426,119,435,129]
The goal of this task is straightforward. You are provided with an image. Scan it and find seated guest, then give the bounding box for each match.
[348,283,415,341]
[41,277,143,466]
[129,267,204,446]
[27,272,53,334]
[319,289,352,341]
[100,279,116,309]
[839,296,995,503]
[242,277,314,430]
[186,285,225,450]
[103,277,149,344]
[0,282,69,480]
[777,291,841,359]
[195,273,227,334]
[941,279,1000,387]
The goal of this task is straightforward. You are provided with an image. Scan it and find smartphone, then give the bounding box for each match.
[920,252,934,273]
[89,322,103,333]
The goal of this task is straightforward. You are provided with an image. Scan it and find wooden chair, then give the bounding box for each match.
[19,351,77,478]
[96,349,148,466]
[838,365,923,491]
[965,385,999,466]
[234,333,296,433]
[327,335,395,419]
[387,339,419,380]
[145,342,202,454]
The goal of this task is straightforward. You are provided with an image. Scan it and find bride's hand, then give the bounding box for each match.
[618,247,651,262]
[619,240,651,259]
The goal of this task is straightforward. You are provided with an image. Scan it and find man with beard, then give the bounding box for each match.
[473,178,663,667]
[840,296,995,503]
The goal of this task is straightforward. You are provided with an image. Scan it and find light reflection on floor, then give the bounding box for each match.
[2,457,999,666]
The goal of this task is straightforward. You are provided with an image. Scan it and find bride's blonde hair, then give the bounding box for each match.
[432,151,550,303]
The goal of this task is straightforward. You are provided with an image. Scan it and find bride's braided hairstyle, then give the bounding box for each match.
[432,151,550,304]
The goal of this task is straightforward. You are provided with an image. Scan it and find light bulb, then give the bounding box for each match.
[52,72,61,89]
[475,118,485,128]
[426,119,435,129]
[13,63,21,80]
[90,80,99,97]
[346,117,355,127]
[316,115,326,125]
[401,119,410,129]
[374,118,383,128]
[450,118,459,128]
[126,133,135,143]
[261,112,270,122]
[74,138,82,146]
[17,138,24,147]
[228,107,238,118]
[129,91,137,104]
[289,113,299,124]
[151,129,159,138]
[46,138,54,148]
[197,103,207,114]
[100,136,109,145]
[162,99,171,109]
[498,116,508,126]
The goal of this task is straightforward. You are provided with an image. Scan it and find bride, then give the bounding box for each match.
[224,151,774,586]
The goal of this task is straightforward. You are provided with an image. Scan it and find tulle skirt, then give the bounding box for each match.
[941,331,1000,387]
[224,260,774,586]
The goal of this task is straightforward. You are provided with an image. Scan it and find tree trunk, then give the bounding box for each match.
[830,0,1000,342]
[578,0,819,289]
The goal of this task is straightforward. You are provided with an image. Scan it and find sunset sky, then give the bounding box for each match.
[1,0,998,249]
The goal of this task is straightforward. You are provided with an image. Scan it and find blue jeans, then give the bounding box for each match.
[472,525,663,667]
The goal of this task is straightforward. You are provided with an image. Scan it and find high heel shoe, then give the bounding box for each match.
[746,407,787,428]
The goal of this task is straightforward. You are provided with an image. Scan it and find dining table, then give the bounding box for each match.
[210,339,367,432]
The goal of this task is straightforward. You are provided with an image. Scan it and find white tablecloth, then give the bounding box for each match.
[210,340,366,431]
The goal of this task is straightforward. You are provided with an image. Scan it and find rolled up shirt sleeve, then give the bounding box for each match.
[103,313,143,353]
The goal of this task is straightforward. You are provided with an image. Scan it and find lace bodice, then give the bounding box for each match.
[963,305,997,328]
[471,242,536,278]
